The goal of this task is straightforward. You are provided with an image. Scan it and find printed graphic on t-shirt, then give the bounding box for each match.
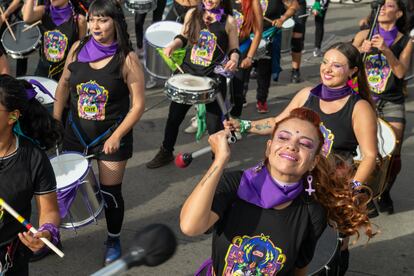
[233,9,244,35]
[319,122,334,158]
[77,80,108,121]
[43,30,68,63]
[190,29,217,67]
[365,54,391,94]
[260,0,269,15]
[223,234,286,276]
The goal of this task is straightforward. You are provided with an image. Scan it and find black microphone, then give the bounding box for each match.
[90,224,177,276]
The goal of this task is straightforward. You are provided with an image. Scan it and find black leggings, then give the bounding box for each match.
[134,0,167,49]
[314,1,330,49]
[162,78,226,152]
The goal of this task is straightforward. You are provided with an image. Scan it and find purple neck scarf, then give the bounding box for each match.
[50,3,73,26]
[202,3,225,22]
[310,83,353,101]
[237,163,304,209]
[78,37,118,63]
[375,26,399,47]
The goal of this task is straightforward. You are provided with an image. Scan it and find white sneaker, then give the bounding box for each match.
[145,77,157,89]
[313,48,322,57]
[184,116,198,134]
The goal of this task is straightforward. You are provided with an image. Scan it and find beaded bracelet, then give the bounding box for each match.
[238,119,252,134]
[351,180,362,189]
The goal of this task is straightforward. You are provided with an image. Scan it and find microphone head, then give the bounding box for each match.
[132,224,177,267]
[175,153,192,168]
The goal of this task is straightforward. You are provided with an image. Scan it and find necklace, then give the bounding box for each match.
[0,140,14,170]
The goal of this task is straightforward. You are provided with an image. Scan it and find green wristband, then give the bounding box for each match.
[239,119,252,134]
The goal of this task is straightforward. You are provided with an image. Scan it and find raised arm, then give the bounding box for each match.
[22,0,45,24]
[180,130,231,237]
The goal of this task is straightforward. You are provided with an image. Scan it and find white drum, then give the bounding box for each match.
[280,18,295,53]
[164,74,217,105]
[254,39,269,60]
[125,0,157,14]
[144,21,183,79]
[50,152,104,229]
[354,119,396,198]
[17,76,57,113]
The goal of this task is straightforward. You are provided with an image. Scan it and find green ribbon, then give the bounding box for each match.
[196,104,207,141]
[156,48,186,72]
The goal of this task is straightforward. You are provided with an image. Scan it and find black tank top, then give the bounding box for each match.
[304,93,360,156]
[365,35,410,104]
[231,0,244,37]
[260,0,283,30]
[40,10,78,66]
[67,53,130,143]
[181,16,229,76]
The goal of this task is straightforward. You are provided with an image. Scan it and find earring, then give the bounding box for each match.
[305,174,315,196]
[9,114,17,121]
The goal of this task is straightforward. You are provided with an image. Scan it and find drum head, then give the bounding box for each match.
[1,21,41,56]
[308,226,340,275]
[17,76,57,105]
[167,74,214,91]
[50,153,89,190]
[145,21,183,47]
[282,18,295,29]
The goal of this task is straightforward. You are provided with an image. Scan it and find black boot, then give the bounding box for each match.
[291,69,301,83]
[146,146,174,169]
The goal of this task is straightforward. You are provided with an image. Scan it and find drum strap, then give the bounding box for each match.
[68,112,124,154]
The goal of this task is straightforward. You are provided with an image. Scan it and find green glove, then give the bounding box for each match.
[312,2,324,17]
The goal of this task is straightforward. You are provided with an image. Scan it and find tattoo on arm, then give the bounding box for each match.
[254,121,272,131]
[200,166,218,187]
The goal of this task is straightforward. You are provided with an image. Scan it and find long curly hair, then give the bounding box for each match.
[267,107,375,239]
[0,74,63,150]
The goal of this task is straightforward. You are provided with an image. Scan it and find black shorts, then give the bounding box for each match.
[62,119,133,162]
[293,4,308,34]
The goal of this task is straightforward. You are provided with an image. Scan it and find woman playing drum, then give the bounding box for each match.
[353,0,412,215]
[182,107,375,276]
[53,0,145,266]
[22,0,87,81]
[146,0,239,169]
[225,42,378,275]
[165,0,200,22]
[0,74,63,275]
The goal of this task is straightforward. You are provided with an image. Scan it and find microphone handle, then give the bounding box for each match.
[363,1,384,61]
[191,145,212,159]
[90,260,127,276]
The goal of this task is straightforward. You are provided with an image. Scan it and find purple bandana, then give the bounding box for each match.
[78,37,119,63]
[374,26,399,48]
[202,3,225,22]
[237,163,304,209]
[310,83,353,101]
[50,3,73,26]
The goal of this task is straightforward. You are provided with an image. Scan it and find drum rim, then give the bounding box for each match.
[144,21,183,48]
[166,74,216,92]
[282,18,295,28]
[16,75,58,104]
[60,199,104,229]
[50,151,91,190]
[1,21,41,55]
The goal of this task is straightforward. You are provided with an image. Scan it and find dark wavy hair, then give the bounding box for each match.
[0,74,63,150]
[266,107,375,239]
[185,0,233,44]
[326,42,376,109]
[75,0,133,75]
[367,0,408,34]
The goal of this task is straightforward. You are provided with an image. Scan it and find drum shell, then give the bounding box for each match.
[1,21,41,59]
[164,77,217,105]
[405,29,414,81]
[59,167,104,229]
[280,20,295,53]
[125,0,157,14]
[144,21,182,79]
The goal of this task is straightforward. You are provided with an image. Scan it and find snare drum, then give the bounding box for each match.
[50,152,104,229]
[144,21,183,79]
[165,74,217,105]
[308,226,341,275]
[125,0,157,14]
[17,76,57,114]
[254,39,269,60]
[354,119,396,198]
[280,18,295,53]
[1,21,41,59]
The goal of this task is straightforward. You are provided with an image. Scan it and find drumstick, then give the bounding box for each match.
[298,13,310,18]
[0,198,65,258]
[0,7,16,41]
[264,17,273,24]
[175,63,185,74]
[22,20,42,32]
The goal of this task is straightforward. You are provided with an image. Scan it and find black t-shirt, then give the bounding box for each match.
[0,137,56,246]
[210,171,327,276]
[365,35,410,104]
[182,16,229,76]
[259,0,283,30]
[67,52,131,145]
[304,92,360,156]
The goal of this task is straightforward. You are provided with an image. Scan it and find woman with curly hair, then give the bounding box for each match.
[181,107,375,276]
[0,74,63,275]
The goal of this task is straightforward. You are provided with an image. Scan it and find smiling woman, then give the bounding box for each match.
[181,107,375,276]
